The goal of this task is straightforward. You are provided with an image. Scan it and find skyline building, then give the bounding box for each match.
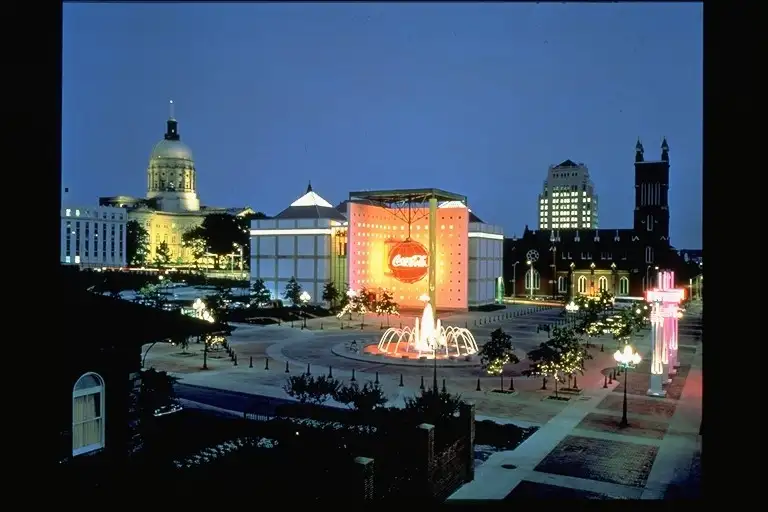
[538,160,599,230]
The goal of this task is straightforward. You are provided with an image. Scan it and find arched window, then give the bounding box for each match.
[525,269,540,290]
[619,277,629,296]
[646,214,654,232]
[73,372,105,456]
[577,276,587,294]
[598,276,608,291]
[645,246,654,264]
[557,276,567,293]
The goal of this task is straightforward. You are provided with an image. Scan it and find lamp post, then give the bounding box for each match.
[589,262,596,296]
[526,260,533,299]
[569,262,575,299]
[511,261,520,303]
[614,344,642,428]
[300,291,311,329]
[611,262,617,297]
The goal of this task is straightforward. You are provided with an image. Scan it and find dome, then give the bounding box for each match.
[150,138,194,161]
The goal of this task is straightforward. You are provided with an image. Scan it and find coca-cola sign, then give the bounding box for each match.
[388,240,429,284]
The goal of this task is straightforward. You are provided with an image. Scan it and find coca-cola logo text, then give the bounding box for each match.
[391,254,427,268]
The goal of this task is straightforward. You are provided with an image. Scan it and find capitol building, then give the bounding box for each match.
[100,103,253,266]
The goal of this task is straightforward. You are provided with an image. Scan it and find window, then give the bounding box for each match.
[619,277,629,296]
[647,214,654,231]
[645,246,654,264]
[73,372,105,456]
[577,276,587,294]
[525,269,540,290]
[598,276,608,291]
[557,276,567,293]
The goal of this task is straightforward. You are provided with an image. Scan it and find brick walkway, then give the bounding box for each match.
[449,301,703,500]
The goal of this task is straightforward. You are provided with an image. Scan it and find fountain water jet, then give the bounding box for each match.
[376,298,478,358]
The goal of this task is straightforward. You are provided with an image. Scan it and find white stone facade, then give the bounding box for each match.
[250,218,342,305]
[467,223,504,307]
[61,206,127,268]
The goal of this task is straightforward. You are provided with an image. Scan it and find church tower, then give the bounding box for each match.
[634,138,671,264]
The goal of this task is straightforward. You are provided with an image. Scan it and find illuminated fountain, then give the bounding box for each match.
[375,295,478,358]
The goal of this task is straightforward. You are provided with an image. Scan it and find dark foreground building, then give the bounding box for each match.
[56,268,225,471]
[504,138,693,299]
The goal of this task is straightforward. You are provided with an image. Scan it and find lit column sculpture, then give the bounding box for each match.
[645,271,685,397]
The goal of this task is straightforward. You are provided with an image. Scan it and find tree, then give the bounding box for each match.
[284,374,341,405]
[251,278,272,307]
[375,289,400,326]
[523,327,586,398]
[283,277,303,307]
[333,381,388,412]
[182,226,208,268]
[126,220,150,267]
[136,368,179,419]
[404,388,463,427]
[136,283,165,309]
[200,213,249,268]
[204,286,233,327]
[322,281,340,310]
[479,328,520,391]
[154,241,171,267]
[574,290,614,344]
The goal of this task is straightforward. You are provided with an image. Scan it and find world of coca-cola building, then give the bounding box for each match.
[343,190,503,311]
[250,185,503,311]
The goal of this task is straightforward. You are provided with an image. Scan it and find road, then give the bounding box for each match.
[175,383,293,415]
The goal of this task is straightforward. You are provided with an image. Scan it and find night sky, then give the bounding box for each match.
[63,3,702,248]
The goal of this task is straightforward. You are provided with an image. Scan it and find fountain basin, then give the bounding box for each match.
[330,342,481,368]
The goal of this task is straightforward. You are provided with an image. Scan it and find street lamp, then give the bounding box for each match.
[569,262,575,299]
[589,262,596,296]
[510,261,520,303]
[611,262,617,297]
[300,291,311,329]
[526,260,533,299]
[614,344,642,428]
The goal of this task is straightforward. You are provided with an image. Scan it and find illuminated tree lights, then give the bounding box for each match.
[523,327,587,397]
[479,328,519,390]
[374,289,400,322]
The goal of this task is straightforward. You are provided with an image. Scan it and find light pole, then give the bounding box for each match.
[569,262,575,299]
[614,344,642,428]
[526,260,533,299]
[611,262,617,296]
[645,265,659,291]
[589,262,596,295]
[300,291,311,329]
[511,261,520,303]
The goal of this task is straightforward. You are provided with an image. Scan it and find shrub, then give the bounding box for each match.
[283,373,341,405]
[333,381,388,412]
[404,387,463,427]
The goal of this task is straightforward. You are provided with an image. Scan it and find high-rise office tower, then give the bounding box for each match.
[537,160,599,230]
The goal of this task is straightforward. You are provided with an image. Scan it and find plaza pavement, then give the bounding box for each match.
[449,300,703,500]
[144,300,702,499]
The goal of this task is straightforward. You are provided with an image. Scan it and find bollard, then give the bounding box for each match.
[340,322,344,330]
[361,323,364,330]
[380,322,384,330]
[608,371,613,384]
[420,376,425,391]
[465,321,468,329]
[328,366,333,378]
[603,375,608,388]
[442,379,447,393]
[375,371,379,384]
[306,363,311,376]
[351,369,356,382]
[265,357,270,370]
[233,355,238,366]
[285,360,290,373]
[600,344,604,352]
[476,378,481,391]
[509,376,515,392]
[399,374,404,387]
[474,320,477,326]
[249,356,253,368]
[277,319,281,326]
[573,376,579,390]
[291,319,294,328]
[320,323,323,330]
[399,321,403,329]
